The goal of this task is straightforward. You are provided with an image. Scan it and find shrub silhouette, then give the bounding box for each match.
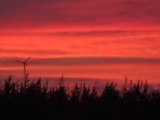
[0,77,159,120]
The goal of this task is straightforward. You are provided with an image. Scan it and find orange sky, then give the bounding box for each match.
[0,0,160,84]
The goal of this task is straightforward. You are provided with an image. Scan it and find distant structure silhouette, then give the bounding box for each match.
[59,74,64,87]
[16,57,30,81]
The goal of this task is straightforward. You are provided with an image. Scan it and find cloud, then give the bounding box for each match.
[0,57,160,67]
[0,48,68,55]
[31,57,160,66]
[0,0,160,29]
[0,29,159,37]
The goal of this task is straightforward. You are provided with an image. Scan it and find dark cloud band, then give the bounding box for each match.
[0,57,160,67]
[0,0,160,29]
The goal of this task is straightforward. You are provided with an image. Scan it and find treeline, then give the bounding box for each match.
[0,76,160,120]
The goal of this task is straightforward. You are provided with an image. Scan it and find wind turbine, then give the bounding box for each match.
[16,57,30,80]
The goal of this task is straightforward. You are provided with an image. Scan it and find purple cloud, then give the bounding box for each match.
[0,0,160,29]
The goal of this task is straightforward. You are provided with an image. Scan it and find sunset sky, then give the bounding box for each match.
[0,0,160,84]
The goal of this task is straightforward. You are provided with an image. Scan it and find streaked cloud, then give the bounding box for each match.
[31,57,160,66]
[0,48,68,55]
[0,29,160,36]
[0,0,160,29]
[0,57,160,67]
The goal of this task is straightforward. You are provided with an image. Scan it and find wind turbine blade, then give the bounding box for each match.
[25,57,30,62]
[16,60,24,64]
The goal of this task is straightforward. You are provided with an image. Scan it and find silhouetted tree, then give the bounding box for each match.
[0,77,159,120]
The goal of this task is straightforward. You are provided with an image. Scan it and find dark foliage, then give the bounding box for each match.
[0,77,159,120]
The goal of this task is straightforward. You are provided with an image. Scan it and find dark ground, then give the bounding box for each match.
[0,76,160,120]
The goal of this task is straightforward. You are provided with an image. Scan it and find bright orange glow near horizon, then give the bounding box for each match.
[0,0,160,85]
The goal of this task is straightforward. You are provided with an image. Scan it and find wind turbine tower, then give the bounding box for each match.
[16,57,30,80]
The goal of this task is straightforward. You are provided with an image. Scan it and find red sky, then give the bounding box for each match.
[0,0,160,84]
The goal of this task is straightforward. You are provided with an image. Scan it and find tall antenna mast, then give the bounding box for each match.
[16,57,30,81]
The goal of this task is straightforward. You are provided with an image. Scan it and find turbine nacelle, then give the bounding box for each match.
[16,57,30,65]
